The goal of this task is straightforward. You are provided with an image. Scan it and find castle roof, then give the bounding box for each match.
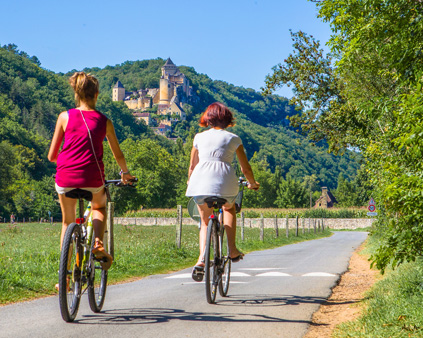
[114,80,124,88]
[163,58,175,67]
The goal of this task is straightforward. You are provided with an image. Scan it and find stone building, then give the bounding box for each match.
[112,58,191,120]
[315,187,338,208]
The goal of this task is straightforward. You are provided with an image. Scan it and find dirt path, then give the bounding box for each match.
[305,242,380,337]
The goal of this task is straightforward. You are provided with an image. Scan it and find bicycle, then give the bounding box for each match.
[58,178,136,322]
[201,177,247,304]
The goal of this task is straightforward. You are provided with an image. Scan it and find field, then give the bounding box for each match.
[125,207,369,219]
[0,221,331,305]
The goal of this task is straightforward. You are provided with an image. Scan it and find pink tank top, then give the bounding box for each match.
[55,109,108,188]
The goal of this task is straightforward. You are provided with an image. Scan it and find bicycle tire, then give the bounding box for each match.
[219,226,231,297]
[205,219,219,304]
[59,222,83,322]
[87,236,108,313]
[107,201,114,258]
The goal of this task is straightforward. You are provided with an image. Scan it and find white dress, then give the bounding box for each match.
[186,128,242,197]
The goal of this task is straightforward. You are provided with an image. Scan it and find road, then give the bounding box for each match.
[0,232,367,338]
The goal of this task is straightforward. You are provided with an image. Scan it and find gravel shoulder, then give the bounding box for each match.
[305,241,380,337]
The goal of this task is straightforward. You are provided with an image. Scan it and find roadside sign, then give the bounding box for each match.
[368,205,376,212]
[367,212,378,216]
[369,197,375,205]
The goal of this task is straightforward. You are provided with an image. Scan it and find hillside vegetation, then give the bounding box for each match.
[0,44,365,220]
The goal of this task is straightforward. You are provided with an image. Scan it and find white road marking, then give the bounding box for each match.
[165,273,192,279]
[230,272,251,277]
[302,272,337,277]
[256,272,292,277]
[165,271,337,279]
[238,268,288,271]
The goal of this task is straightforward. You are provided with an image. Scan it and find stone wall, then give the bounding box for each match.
[114,217,374,230]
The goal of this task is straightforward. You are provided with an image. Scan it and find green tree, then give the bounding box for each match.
[263,0,423,271]
[275,176,308,208]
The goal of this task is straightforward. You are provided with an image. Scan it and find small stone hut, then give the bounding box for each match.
[315,187,338,208]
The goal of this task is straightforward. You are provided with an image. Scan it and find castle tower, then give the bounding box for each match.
[160,58,177,105]
[161,58,178,77]
[112,80,125,101]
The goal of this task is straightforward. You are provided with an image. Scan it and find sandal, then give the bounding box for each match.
[192,265,204,282]
[230,252,245,263]
[92,240,113,270]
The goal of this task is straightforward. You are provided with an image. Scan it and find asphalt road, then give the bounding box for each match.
[0,231,367,338]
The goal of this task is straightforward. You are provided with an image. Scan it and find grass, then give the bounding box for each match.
[333,234,423,337]
[0,221,331,305]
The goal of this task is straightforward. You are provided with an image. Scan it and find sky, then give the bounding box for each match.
[0,0,332,99]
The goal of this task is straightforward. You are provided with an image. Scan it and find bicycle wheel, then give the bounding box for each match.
[205,219,219,304]
[59,222,83,322]
[87,235,108,313]
[219,226,231,297]
[107,201,114,258]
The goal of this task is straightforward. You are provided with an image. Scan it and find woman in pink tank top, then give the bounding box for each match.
[48,72,135,279]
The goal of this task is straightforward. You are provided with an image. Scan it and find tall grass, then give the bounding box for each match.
[125,207,369,219]
[0,222,331,305]
[333,234,423,337]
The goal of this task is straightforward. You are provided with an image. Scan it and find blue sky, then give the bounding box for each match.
[1,0,331,99]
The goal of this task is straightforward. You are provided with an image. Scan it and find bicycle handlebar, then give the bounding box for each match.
[105,177,138,188]
[238,177,248,187]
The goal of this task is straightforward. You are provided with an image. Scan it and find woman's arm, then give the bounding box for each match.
[187,146,199,183]
[105,119,134,183]
[47,111,68,163]
[236,145,260,190]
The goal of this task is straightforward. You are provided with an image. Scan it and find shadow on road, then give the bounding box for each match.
[216,294,327,308]
[75,294,326,325]
[76,307,309,325]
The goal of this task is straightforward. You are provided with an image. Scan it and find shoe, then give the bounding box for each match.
[192,265,204,282]
[230,252,244,263]
[92,240,114,270]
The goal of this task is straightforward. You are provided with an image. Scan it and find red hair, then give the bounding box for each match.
[199,102,235,129]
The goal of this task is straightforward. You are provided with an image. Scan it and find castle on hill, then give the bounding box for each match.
[112,58,192,122]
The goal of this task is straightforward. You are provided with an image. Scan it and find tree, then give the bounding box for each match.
[263,0,423,272]
[275,176,308,208]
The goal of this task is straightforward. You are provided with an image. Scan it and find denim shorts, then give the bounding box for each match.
[193,195,237,206]
[55,183,104,195]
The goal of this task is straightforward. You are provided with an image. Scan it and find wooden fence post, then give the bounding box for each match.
[302,217,305,235]
[241,212,245,241]
[295,215,299,237]
[275,215,278,237]
[286,216,289,238]
[321,217,324,231]
[308,218,311,233]
[314,219,316,233]
[260,214,264,241]
[176,205,182,248]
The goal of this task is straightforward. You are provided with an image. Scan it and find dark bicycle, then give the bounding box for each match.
[188,177,247,304]
[58,178,136,322]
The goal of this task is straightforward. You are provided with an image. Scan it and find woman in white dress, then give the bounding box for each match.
[186,102,259,281]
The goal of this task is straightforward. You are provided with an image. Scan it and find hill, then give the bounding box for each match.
[0,45,363,218]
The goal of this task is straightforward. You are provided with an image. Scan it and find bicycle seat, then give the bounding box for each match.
[204,196,227,209]
[64,189,93,201]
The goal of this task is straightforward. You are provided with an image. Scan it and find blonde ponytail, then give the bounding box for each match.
[69,72,99,103]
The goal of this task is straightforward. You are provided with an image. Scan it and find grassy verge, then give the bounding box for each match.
[0,222,331,305]
[333,234,423,337]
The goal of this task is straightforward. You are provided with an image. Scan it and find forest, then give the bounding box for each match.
[0,43,367,221]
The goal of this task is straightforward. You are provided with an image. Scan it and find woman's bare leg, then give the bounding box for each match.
[91,188,107,243]
[222,202,242,258]
[196,203,213,266]
[58,194,77,248]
